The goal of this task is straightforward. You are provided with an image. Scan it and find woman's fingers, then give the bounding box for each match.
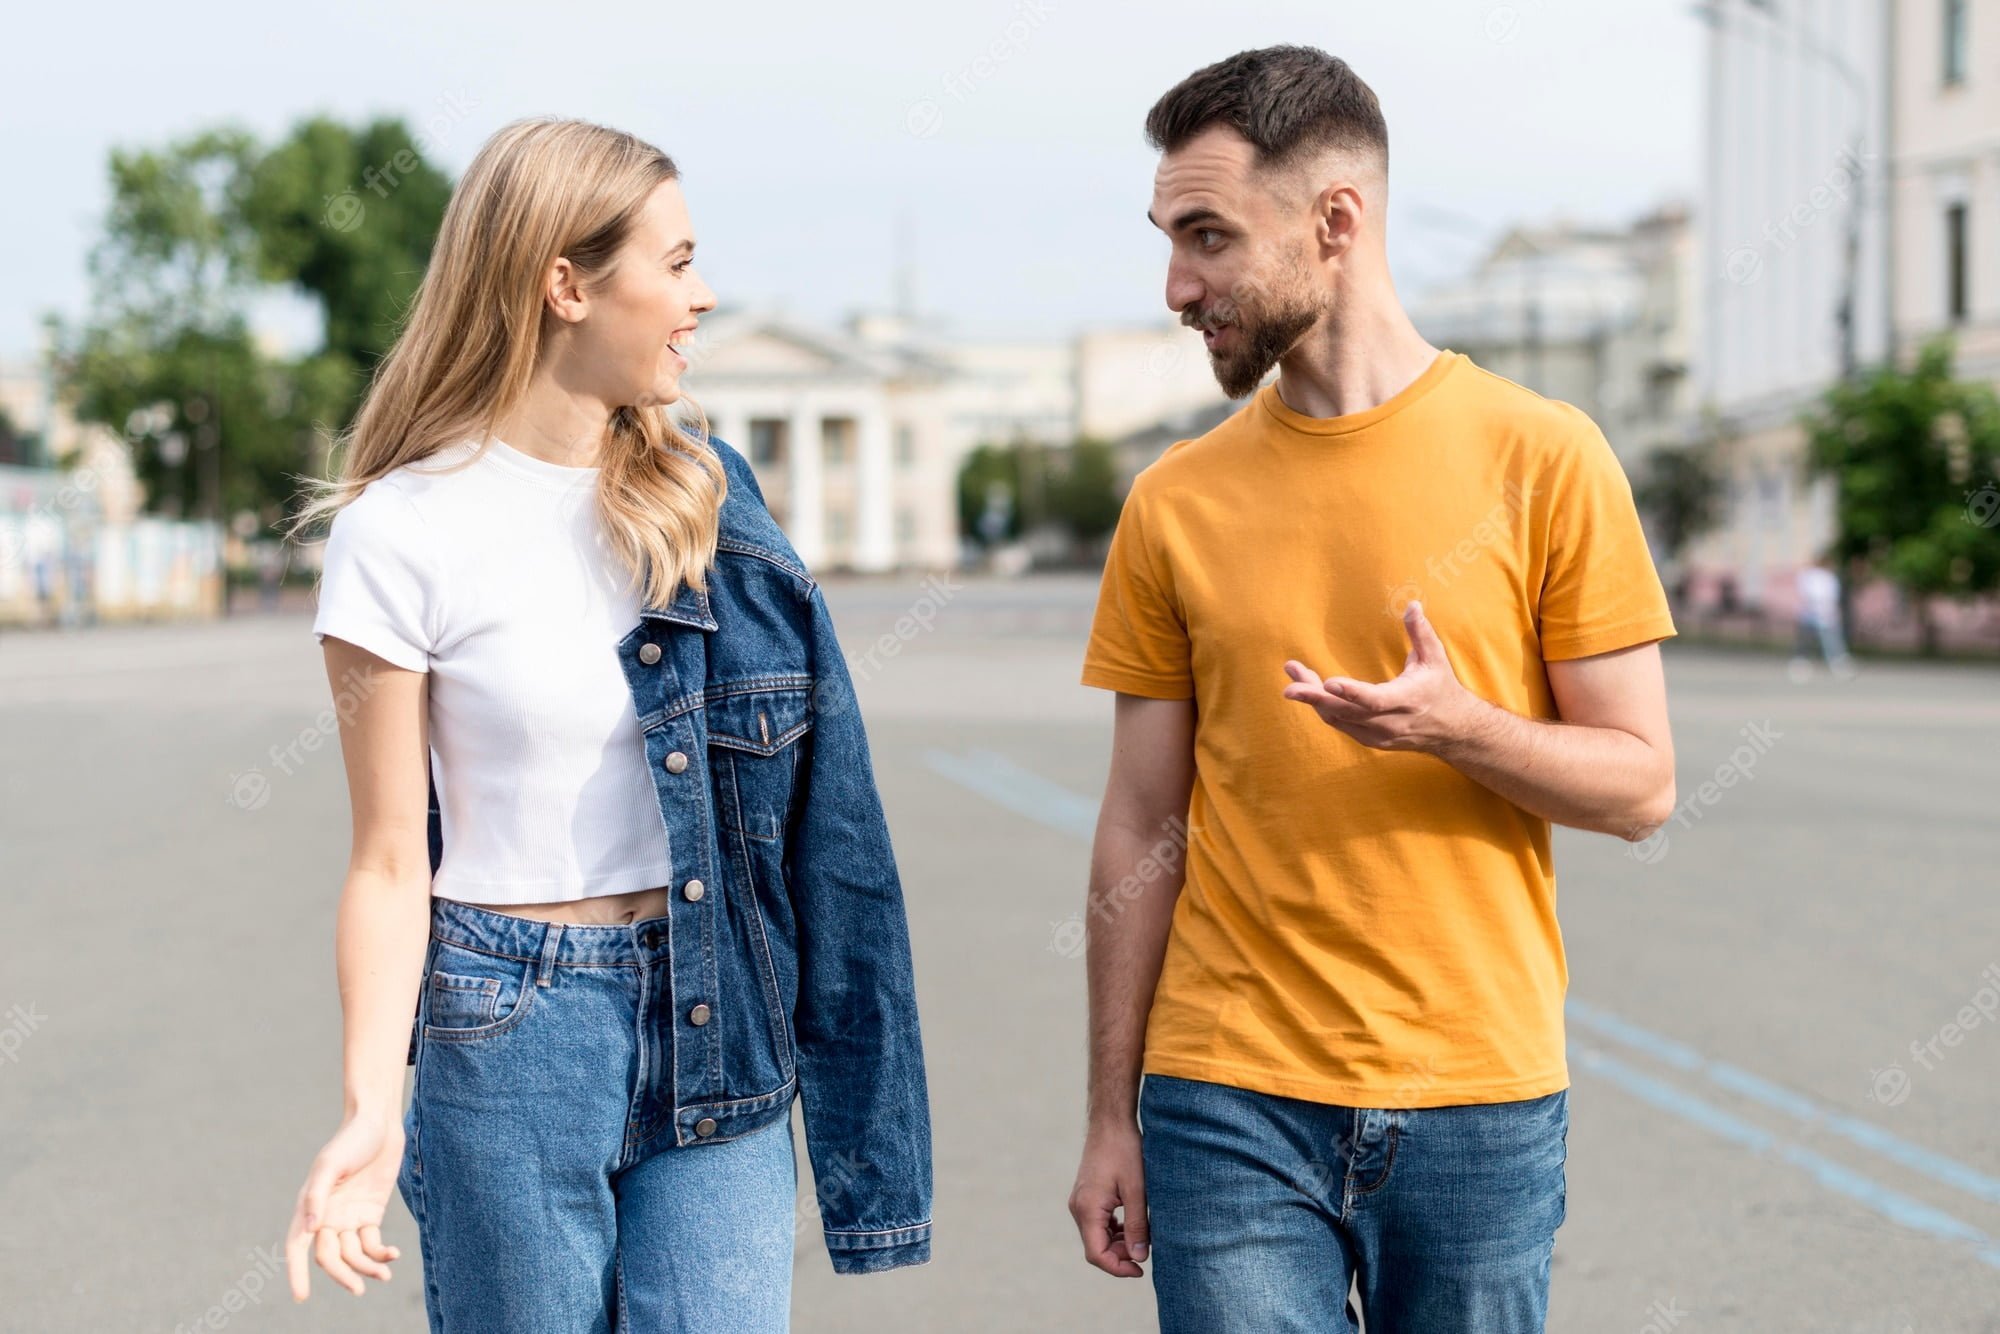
[359,1223,401,1264]
[314,1226,366,1296]
[285,1197,314,1302]
[339,1227,392,1281]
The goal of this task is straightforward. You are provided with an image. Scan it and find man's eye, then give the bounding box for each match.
[1195,228,1222,249]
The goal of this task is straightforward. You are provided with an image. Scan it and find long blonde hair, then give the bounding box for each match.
[287,117,725,605]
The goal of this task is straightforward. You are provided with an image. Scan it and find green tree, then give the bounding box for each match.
[1634,434,1724,562]
[1801,334,2000,654]
[244,115,453,367]
[1048,437,1121,545]
[51,117,451,532]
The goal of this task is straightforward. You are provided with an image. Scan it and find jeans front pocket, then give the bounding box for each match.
[421,941,537,1042]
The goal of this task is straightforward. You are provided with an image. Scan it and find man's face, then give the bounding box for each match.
[1148,127,1328,399]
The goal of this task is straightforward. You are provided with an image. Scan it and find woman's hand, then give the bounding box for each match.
[285,1113,406,1301]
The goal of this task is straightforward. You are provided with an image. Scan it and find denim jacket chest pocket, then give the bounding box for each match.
[705,679,814,842]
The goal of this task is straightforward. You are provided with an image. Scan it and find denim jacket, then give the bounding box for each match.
[416,436,934,1275]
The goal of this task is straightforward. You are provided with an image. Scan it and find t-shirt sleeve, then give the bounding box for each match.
[1080,471,1194,698]
[311,482,441,673]
[1537,407,1678,661]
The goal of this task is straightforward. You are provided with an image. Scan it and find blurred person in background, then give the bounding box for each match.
[1789,551,1855,680]
[280,116,932,1331]
[1068,46,1677,1334]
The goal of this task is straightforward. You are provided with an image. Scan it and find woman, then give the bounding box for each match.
[281,117,933,1331]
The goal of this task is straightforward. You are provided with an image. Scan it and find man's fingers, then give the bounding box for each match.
[1121,1179,1150,1261]
[1404,600,1448,666]
[1323,677,1394,713]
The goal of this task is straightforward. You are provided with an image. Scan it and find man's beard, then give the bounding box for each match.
[1185,262,1325,399]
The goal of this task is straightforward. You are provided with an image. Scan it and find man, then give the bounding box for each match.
[1066,46,1678,1333]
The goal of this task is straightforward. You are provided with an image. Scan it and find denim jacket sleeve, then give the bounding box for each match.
[711,435,935,1274]
[790,584,935,1273]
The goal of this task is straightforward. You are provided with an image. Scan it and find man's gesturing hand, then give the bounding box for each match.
[1280,601,1486,754]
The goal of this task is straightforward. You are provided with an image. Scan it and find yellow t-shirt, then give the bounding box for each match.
[1080,349,1676,1108]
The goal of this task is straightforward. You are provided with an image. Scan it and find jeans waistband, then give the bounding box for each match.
[429,895,673,968]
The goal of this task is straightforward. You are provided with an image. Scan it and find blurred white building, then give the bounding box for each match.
[1691,0,1893,605]
[1410,206,1696,476]
[1891,0,2000,385]
[682,309,1216,571]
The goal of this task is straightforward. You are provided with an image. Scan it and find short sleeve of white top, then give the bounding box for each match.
[311,437,674,904]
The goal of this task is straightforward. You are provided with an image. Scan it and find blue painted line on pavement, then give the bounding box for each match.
[921,747,1099,841]
[1571,1043,2000,1270]
[1568,998,2000,1210]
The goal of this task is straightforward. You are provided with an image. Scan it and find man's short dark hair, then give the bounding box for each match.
[1144,45,1388,173]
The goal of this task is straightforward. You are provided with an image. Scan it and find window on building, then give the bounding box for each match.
[829,510,851,544]
[896,507,916,542]
[1944,0,1969,85]
[1946,201,1970,322]
[895,424,916,468]
[822,417,855,466]
[749,418,787,467]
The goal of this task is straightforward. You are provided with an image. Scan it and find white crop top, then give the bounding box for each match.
[311,436,674,904]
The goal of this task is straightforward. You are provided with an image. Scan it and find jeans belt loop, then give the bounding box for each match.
[536,922,564,988]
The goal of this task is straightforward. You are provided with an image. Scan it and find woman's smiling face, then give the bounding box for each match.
[576,178,716,410]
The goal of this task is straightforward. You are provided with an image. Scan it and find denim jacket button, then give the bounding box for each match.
[682,878,705,902]
[638,642,662,665]
[688,1003,712,1026]
[694,1117,717,1137]
[664,750,689,774]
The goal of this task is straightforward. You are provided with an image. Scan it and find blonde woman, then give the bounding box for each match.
[281,118,933,1331]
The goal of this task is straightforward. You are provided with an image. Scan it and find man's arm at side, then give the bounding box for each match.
[1069,692,1194,1277]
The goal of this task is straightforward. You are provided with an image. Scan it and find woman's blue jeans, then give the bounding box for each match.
[1139,1073,1568,1333]
[397,897,798,1332]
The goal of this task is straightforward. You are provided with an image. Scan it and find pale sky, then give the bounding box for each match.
[2,0,1701,361]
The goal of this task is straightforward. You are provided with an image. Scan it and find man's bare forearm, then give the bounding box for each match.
[1431,695,1675,838]
[1083,817,1186,1129]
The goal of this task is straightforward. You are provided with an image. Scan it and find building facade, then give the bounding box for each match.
[682,310,1217,572]
[1891,0,2000,383]
[1691,0,1894,607]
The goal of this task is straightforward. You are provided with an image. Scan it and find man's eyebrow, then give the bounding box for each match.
[1146,206,1227,233]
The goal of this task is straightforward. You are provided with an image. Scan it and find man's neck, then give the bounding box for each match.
[1272,300,1441,421]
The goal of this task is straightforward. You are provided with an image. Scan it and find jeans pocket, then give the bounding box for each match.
[421,942,536,1042]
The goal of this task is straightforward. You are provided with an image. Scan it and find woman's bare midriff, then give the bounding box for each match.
[461,884,674,926]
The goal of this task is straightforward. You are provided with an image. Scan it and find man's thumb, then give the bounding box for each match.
[1123,1181,1150,1259]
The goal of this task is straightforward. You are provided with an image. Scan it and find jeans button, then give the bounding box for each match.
[683,878,705,902]
[664,750,689,774]
[694,1117,717,1138]
[688,1003,711,1026]
[638,642,662,666]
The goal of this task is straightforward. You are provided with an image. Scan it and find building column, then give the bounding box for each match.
[786,400,825,568]
[853,401,896,572]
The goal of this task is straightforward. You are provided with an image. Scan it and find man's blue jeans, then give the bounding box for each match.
[1139,1073,1568,1333]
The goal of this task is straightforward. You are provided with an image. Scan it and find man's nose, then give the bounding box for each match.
[1164,265,1204,319]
